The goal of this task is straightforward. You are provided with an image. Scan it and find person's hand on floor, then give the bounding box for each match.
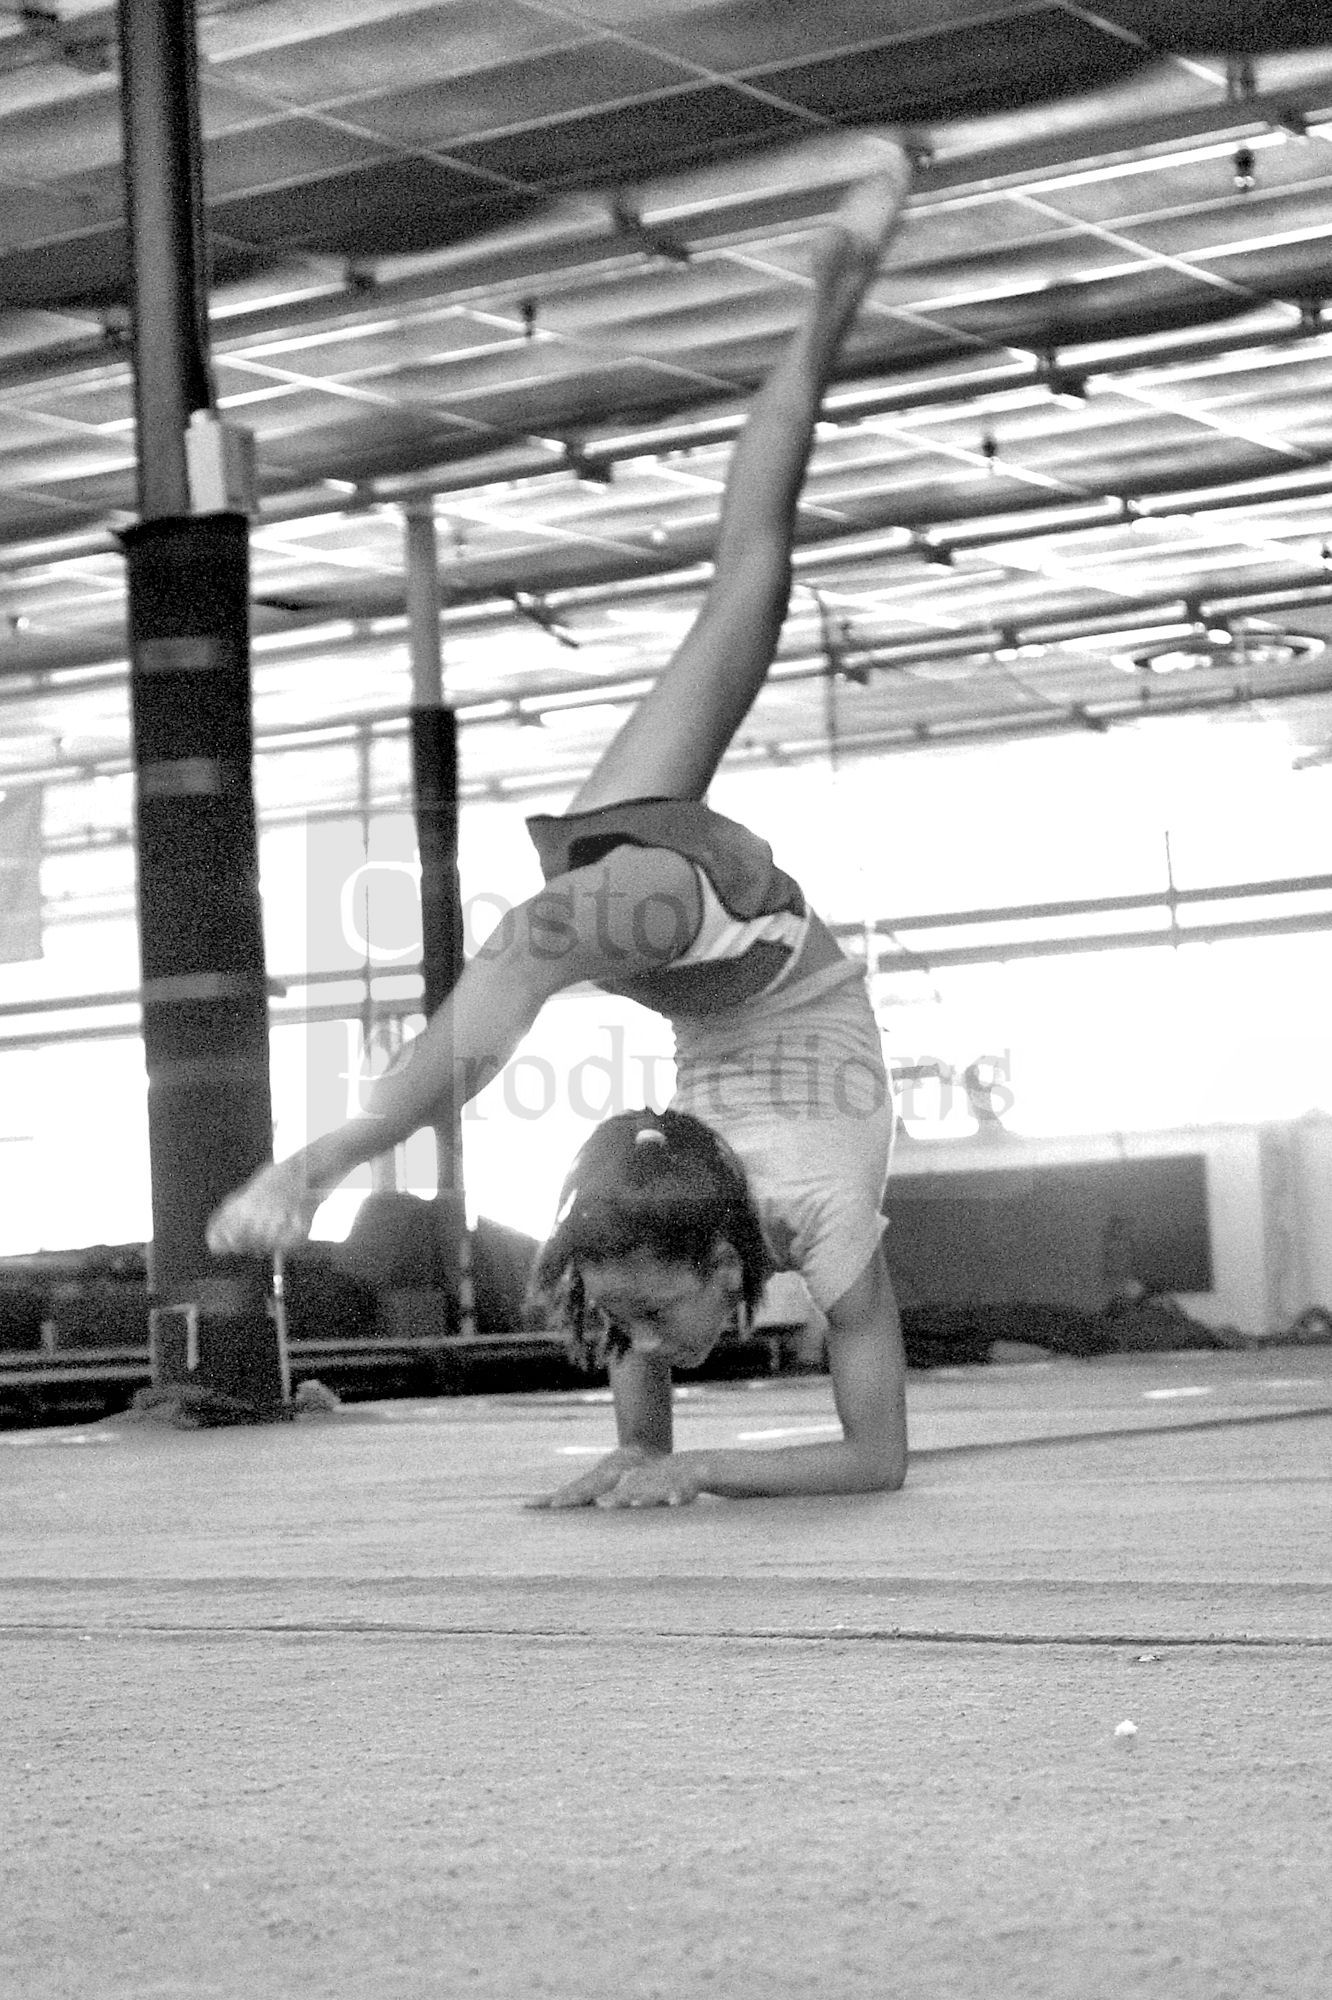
[529,1444,703,1511]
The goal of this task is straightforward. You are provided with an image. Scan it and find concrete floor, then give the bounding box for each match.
[2,1347,1330,2000]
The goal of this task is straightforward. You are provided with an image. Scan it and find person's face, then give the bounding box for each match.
[580,1243,742,1369]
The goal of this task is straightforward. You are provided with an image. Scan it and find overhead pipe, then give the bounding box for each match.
[9,547,1332,760]
[871,906,1332,973]
[2,300,1332,591]
[4,60,1326,411]
[11,453,1332,690]
[11,865,1332,1024]
[2,294,1324,570]
[832,871,1332,940]
[10,888,1332,1055]
[6,883,1332,1054]
[9,579,1332,807]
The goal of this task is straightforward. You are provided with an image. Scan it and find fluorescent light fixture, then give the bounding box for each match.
[1024,128,1290,199]
[528,680,653,714]
[904,276,1054,312]
[531,700,633,734]
[1204,221,1332,264]
[209,281,345,322]
[250,620,360,654]
[593,413,745,455]
[238,320,402,357]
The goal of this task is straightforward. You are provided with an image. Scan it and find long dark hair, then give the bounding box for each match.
[531,1108,773,1365]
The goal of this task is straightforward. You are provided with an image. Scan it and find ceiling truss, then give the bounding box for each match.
[0,3,1331,810]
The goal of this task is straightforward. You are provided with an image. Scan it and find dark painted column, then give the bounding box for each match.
[410,702,465,1045]
[404,506,473,1340]
[118,0,283,1410]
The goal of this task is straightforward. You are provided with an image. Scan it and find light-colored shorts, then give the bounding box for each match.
[670,961,892,1315]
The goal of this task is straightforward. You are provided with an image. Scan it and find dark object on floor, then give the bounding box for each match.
[1094,1294,1251,1353]
[901,1294,1250,1368]
[124,1378,345,1427]
[903,1303,1095,1368]
[280,1249,380,1343]
[0,1281,45,1353]
[1286,1306,1332,1345]
[125,1383,295,1429]
[291,1380,342,1413]
[330,1191,538,1333]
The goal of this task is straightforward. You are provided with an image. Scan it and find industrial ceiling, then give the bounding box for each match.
[3,0,1332,823]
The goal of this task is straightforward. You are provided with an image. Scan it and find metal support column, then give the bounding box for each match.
[118,0,284,1413]
[404,505,474,1339]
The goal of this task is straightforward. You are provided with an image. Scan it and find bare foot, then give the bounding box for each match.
[807,146,915,317]
[829,142,915,258]
[634,122,916,227]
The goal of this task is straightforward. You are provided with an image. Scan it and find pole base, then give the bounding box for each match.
[144,1293,291,1425]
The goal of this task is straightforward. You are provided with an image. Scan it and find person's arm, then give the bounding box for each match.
[207,845,700,1255]
[528,1345,676,1510]
[207,925,562,1254]
[687,1249,906,1499]
[542,1249,907,1509]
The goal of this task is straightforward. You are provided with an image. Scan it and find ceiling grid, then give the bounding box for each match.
[0,2,1328,811]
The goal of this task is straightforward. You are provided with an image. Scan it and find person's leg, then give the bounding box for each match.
[569,142,913,812]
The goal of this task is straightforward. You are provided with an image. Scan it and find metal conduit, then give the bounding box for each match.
[9,650,1332,806]
[4,888,1332,1057]
[9,543,1332,735]
[0,298,1329,587]
[7,866,1332,1046]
